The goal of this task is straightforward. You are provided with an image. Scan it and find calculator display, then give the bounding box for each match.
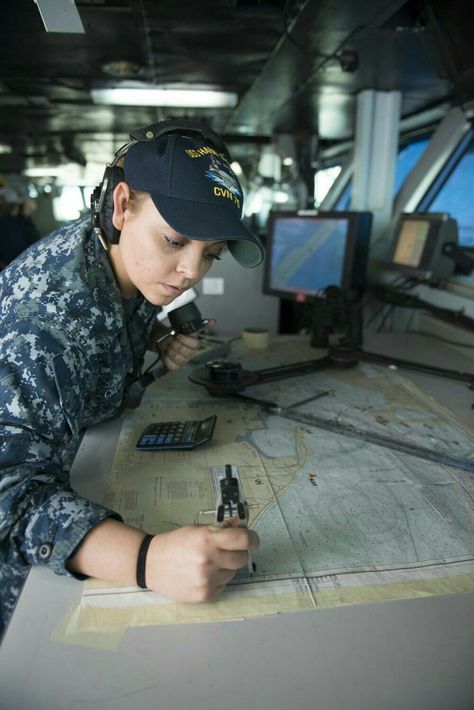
[136,415,217,451]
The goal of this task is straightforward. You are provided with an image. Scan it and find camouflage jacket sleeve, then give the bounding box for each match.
[0,316,122,579]
[0,219,158,630]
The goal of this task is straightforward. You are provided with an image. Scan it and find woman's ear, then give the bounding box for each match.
[111,182,131,232]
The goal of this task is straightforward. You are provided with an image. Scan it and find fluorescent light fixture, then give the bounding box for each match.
[35,0,85,34]
[91,83,238,108]
[23,162,104,187]
[23,166,64,178]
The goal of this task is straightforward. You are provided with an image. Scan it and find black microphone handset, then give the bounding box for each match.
[155,301,208,348]
[167,302,208,337]
[124,302,208,409]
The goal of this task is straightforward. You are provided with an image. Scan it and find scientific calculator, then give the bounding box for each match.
[135,414,217,451]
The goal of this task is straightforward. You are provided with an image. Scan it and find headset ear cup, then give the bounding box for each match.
[98,165,125,244]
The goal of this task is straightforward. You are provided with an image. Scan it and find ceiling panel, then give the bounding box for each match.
[0,0,471,178]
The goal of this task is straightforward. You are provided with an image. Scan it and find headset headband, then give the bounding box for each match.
[112,118,231,167]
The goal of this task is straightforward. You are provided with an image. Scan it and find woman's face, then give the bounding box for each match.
[109,184,225,304]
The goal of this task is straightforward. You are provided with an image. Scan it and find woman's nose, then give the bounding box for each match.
[175,249,202,280]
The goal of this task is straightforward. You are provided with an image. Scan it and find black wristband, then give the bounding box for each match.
[136,534,154,589]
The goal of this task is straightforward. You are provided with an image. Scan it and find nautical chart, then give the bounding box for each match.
[102,372,474,580]
[59,338,474,644]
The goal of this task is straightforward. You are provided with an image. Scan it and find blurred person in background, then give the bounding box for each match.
[0,181,40,270]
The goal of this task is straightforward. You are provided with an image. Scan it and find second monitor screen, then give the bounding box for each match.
[392,218,430,268]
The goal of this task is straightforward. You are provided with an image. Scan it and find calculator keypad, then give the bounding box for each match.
[136,416,216,450]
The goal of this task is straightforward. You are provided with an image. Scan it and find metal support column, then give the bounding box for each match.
[351,89,401,249]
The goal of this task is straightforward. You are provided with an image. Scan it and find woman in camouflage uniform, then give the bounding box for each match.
[0,124,263,637]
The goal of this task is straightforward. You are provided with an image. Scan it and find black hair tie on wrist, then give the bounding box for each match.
[136,534,154,589]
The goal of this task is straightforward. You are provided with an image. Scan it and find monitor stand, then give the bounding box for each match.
[188,287,474,397]
[309,285,474,387]
[188,341,474,399]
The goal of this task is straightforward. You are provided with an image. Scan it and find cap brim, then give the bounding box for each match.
[150,194,264,268]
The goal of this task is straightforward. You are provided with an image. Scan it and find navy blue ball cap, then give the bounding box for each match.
[123,134,264,268]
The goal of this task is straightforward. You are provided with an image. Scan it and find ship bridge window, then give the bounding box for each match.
[419,130,474,249]
[333,134,431,212]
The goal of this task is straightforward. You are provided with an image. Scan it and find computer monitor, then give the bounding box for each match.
[388,212,458,282]
[262,210,372,302]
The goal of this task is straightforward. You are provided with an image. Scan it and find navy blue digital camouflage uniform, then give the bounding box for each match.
[0,218,158,637]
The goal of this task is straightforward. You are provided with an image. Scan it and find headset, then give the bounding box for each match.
[90,118,232,248]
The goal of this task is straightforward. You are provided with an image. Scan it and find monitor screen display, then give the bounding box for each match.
[387,212,458,282]
[392,218,430,268]
[268,216,348,297]
[263,211,372,301]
